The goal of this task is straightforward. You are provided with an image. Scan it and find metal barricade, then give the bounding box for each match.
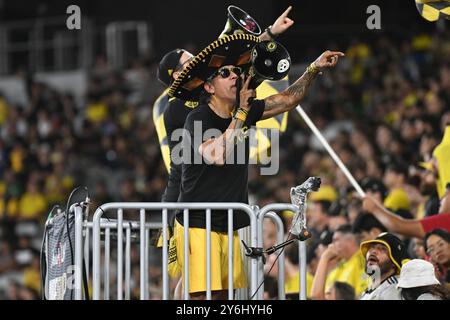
[82,202,258,300]
[258,203,308,300]
[73,202,305,300]
[256,210,286,300]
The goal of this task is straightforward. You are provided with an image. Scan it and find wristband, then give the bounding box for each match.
[306,62,319,74]
[232,107,248,122]
[265,25,278,39]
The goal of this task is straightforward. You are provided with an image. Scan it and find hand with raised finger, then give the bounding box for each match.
[239,75,255,112]
[271,6,294,36]
[313,50,345,70]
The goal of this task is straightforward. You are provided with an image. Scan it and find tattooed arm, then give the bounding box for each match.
[199,76,255,166]
[261,50,344,120]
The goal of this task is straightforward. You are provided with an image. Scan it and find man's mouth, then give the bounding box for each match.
[367,255,378,264]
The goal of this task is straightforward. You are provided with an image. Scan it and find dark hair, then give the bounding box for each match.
[401,284,450,300]
[306,240,320,265]
[333,281,355,300]
[264,275,278,299]
[313,200,332,215]
[285,241,299,265]
[424,229,450,252]
[360,177,388,200]
[334,224,354,235]
[319,230,334,246]
[198,89,211,105]
[386,162,409,178]
[353,213,387,234]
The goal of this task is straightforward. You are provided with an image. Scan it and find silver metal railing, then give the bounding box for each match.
[258,203,308,300]
[86,202,258,300]
[72,202,307,300]
[256,210,287,300]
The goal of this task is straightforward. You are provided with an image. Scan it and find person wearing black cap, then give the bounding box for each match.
[360,232,408,300]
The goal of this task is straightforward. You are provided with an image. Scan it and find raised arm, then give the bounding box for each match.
[199,76,255,165]
[310,244,338,300]
[261,51,344,120]
[259,6,294,41]
[362,194,425,238]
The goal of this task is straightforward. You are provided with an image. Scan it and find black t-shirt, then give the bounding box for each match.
[177,99,265,231]
[161,97,197,202]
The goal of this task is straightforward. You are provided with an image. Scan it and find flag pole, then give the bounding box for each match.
[295,105,366,197]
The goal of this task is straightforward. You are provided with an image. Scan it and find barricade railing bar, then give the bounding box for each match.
[73,202,305,300]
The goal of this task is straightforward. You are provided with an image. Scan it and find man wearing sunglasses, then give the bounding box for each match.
[167,29,344,299]
[156,6,295,211]
[154,7,296,299]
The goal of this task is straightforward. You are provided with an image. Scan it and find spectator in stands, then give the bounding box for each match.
[411,237,427,260]
[263,275,278,300]
[397,259,450,300]
[362,191,450,239]
[360,233,407,300]
[307,200,333,236]
[311,224,366,299]
[283,241,314,299]
[383,162,412,213]
[416,161,440,217]
[352,212,387,242]
[263,218,278,249]
[18,180,47,221]
[424,229,450,283]
[325,281,355,300]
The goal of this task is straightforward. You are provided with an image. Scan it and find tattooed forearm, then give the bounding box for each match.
[201,117,245,165]
[285,69,318,103]
[262,68,318,120]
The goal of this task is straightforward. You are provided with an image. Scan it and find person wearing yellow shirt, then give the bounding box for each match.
[383,163,411,212]
[23,253,41,294]
[283,241,313,299]
[311,224,368,299]
[19,182,48,221]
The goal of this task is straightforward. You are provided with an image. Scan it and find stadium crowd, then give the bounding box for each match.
[0,27,449,299]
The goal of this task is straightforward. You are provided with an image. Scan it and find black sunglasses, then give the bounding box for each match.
[210,66,243,80]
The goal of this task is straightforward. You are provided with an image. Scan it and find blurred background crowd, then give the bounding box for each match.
[0,0,449,300]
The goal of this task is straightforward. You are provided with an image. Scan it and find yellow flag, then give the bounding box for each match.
[433,126,450,198]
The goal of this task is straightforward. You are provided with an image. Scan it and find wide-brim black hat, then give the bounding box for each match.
[168,33,260,101]
[360,232,408,273]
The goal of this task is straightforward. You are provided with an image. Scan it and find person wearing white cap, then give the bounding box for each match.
[397,259,450,300]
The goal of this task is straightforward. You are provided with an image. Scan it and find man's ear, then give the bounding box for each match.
[204,81,215,95]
